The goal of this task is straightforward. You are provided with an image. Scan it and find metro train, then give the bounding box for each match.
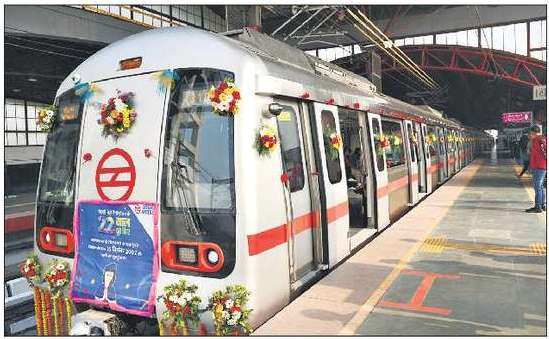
[33,26,491,334]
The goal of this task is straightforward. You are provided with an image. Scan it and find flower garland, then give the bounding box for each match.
[387,133,402,146]
[98,91,137,138]
[208,285,252,336]
[255,124,278,157]
[36,106,58,133]
[374,134,391,156]
[157,279,202,334]
[208,79,241,116]
[323,127,342,161]
[44,259,70,298]
[426,133,437,145]
[20,253,43,286]
[34,287,43,336]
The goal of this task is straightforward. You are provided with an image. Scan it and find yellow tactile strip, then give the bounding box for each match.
[419,236,546,256]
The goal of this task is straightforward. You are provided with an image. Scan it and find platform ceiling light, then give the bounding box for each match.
[28,78,38,82]
[12,89,20,92]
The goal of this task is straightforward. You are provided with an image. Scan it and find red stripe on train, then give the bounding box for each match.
[247,202,347,256]
[5,213,34,233]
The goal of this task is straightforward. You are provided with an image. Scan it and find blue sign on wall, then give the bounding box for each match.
[70,201,159,317]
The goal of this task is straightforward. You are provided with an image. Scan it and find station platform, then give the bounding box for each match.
[254,156,546,336]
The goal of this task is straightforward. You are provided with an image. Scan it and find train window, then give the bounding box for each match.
[276,105,305,192]
[371,117,385,172]
[339,110,363,181]
[161,68,236,278]
[321,110,342,184]
[381,119,406,168]
[427,126,438,157]
[447,131,455,152]
[407,124,416,162]
[36,89,84,258]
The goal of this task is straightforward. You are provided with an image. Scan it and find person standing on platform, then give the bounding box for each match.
[517,130,531,177]
[525,125,546,213]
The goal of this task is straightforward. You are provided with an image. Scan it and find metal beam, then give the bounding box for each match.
[284,6,326,41]
[271,5,308,36]
[297,9,338,44]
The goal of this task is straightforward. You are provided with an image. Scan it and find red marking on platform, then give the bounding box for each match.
[5,213,34,233]
[378,270,460,316]
[95,148,136,201]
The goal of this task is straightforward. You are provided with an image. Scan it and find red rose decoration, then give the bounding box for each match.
[144,148,152,158]
[83,153,92,162]
[281,172,289,184]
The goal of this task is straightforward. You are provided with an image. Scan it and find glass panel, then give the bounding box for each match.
[481,27,492,48]
[515,23,528,55]
[38,90,82,204]
[321,110,342,184]
[407,124,416,162]
[16,118,26,131]
[504,24,516,53]
[16,104,25,118]
[372,118,385,172]
[381,119,405,168]
[492,26,504,50]
[6,132,17,146]
[457,30,468,46]
[277,105,305,192]
[37,133,47,145]
[394,39,405,47]
[530,20,542,49]
[436,33,446,45]
[17,132,26,145]
[413,36,424,45]
[27,118,37,131]
[405,37,414,45]
[6,118,16,131]
[427,126,438,156]
[163,68,235,211]
[542,20,547,48]
[5,102,15,117]
[424,35,434,44]
[447,32,457,45]
[121,6,131,18]
[467,29,478,47]
[28,132,37,145]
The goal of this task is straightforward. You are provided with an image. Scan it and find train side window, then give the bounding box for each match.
[277,105,305,192]
[427,126,438,157]
[407,124,416,162]
[321,110,342,184]
[371,117,385,172]
[381,119,406,168]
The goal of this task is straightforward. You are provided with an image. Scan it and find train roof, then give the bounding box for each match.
[57,26,469,131]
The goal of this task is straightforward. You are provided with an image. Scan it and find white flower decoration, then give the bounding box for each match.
[114,98,127,112]
[227,318,237,326]
[225,299,234,309]
[222,311,230,320]
[55,263,65,270]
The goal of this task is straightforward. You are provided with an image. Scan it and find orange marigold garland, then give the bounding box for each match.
[34,287,43,336]
[42,288,50,336]
[53,295,59,335]
[208,79,241,116]
[65,297,73,332]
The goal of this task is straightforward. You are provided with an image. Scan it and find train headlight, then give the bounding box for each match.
[177,246,198,265]
[206,250,219,265]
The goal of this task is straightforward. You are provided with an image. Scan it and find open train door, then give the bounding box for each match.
[311,103,350,267]
[420,123,433,194]
[367,113,390,230]
[403,120,419,205]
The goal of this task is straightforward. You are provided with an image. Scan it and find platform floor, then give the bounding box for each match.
[254,156,546,336]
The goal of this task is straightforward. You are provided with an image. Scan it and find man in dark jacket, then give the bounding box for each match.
[525,125,547,213]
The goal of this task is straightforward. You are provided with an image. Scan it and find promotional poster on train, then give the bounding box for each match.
[70,201,159,317]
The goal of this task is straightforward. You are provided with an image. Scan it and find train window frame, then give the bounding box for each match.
[276,104,305,193]
[381,118,406,169]
[160,67,236,279]
[371,117,385,172]
[320,110,342,184]
[427,125,438,157]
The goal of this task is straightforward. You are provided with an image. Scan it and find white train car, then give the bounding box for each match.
[33,26,487,335]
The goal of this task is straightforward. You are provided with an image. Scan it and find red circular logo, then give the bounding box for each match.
[95,148,136,201]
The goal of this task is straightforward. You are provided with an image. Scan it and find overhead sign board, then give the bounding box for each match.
[533,85,546,101]
[502,111,532,124]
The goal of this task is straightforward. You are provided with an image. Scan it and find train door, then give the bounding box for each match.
[367,113,390,230]
[420,123,432,194]
[311,103,350,267]
[74,74,166,314]
[275,99,319,288]
[438,127,448,181]
[339,109,376,250]
[404,120,419,205]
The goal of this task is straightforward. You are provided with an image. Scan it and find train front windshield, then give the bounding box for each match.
[36,90,83,257]
[161,68,236,278]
